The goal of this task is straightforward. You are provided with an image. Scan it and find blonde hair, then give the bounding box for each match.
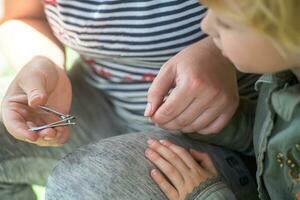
[201,0,300,55]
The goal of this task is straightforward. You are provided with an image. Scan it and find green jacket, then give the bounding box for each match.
[188,71,300,200]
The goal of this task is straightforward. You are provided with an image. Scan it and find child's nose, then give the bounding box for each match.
[200,10,217,37]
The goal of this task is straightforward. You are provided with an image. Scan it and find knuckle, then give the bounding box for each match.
[190,123,200,132]
[169,153,179,162]
[147,87,160,98]
[175,117,189,127]
[177,146,187,155]
[211,86,221,97]
[161,105,175,117]
[189,79,203,91]
[165,165,176,176]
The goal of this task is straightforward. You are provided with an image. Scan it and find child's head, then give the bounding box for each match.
[200,0,300,74]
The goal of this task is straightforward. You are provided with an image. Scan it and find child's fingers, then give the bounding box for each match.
[39,128,57,140]
[159,139,201,171]
[147,139,190,177]
[27,127,67,147]
[145,148,184,188]
[150,169,178,200]
[190,149,218,175]
[38,128,69,146]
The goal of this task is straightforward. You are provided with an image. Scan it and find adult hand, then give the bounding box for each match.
[145,37,239,134]
[1,56,72,146]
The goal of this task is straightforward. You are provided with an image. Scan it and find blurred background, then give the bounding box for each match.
[0,53,14,98]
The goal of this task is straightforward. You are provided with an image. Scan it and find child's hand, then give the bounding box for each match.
[1,56,72,146]
[145,139,218,200]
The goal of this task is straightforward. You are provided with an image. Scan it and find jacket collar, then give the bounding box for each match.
[255,71,300,121]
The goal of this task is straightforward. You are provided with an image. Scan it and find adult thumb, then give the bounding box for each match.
[190,149,218,175]
[19,75,49,108]
[18,57,60,108]
[145,63,175,117]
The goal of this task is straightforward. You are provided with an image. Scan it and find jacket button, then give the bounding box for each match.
[276,153,285,168]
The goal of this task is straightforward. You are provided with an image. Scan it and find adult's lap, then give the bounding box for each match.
[46,131,257,200]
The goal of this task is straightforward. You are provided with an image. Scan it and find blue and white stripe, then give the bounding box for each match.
[44,0,206,130]
[44,0,258,131]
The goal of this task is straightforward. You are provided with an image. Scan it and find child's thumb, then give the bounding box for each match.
[190,149,218,175]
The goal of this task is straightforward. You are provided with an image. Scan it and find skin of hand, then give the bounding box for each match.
[145,37,239,135]
[1,56,72,146]
[145,139,218,200]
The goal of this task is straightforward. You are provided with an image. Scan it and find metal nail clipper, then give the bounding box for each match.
[28,106,76,132]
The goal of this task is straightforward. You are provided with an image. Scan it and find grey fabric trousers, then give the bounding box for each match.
[0,63,258,200]
[46,131,258,200]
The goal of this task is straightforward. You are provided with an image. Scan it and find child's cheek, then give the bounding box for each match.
[221,38,251,71]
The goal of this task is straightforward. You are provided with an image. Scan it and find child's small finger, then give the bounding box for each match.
[145,148,183,188]
[39,128,57,141]
[150,169,178,200]
[147,139,190,177]
[190,149,218,175]
[159,140,200,170]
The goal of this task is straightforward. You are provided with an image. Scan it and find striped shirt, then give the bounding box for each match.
[43,0,258,131]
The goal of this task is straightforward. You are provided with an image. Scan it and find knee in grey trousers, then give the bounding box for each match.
[46,131,258,200]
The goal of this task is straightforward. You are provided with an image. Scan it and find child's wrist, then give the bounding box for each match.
[185,176,225,200]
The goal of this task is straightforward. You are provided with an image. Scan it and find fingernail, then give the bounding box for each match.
[44,136,55,141]
[151,169,158,176]
[25,139,33,143]
[159,139,166,145]
[147,139,155,145]
[30,93,41,101]
[144,103,152,117]
[29,94,42,107]
[148,117,153,123]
